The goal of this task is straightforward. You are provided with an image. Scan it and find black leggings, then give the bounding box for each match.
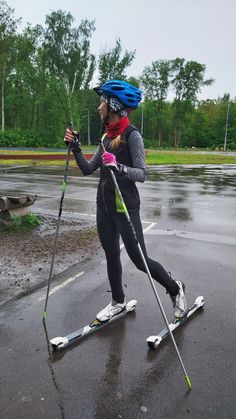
[97,205,179,303]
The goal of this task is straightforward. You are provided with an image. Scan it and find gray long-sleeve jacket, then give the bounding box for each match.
[73,126,147,212]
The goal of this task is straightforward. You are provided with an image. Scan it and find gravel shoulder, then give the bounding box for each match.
[0,215,101,305]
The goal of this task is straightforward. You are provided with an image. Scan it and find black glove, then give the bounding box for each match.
[64,128,81,153]
[71,132,81,153]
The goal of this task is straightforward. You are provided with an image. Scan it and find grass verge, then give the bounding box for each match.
[1,149,236,165]
[145,150,236,165]
[0,214,41,233]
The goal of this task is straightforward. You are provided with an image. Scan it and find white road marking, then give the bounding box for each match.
[147,228,236,245]
[120,222,156,249]
[37,271,84,302]
[35,208,96,218]
[35,208,158,223]
[143,222,157,233]
[71,212,96,217]
[37,222,156,298]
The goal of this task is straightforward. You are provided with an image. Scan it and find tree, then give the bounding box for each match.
[98,38,135,84]
[140,60,172,146]
[127,76,140,88]
[42,10,96,123]
[6,24,44,130]
[77,88,100,145]
[171,58,214,147]
[0,0,21,132]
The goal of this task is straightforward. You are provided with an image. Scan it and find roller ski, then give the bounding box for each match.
[50,300,137,351]
[147,296,204,350]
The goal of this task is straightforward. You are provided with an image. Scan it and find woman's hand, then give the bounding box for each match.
[64,128,79,144]
[102,152,119,173]
[64,128,81,152]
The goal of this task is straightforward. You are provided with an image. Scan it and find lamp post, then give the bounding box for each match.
[141,102,144,136]
[223,101,230,152]
[87,109,91,146]
[85,108,91,145]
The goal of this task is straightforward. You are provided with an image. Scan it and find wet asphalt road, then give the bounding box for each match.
[0,164,236,419]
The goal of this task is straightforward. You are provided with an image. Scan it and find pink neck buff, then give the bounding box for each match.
[105,117,130,139]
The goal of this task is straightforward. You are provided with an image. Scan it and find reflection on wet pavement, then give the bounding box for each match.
[147,165,236,194]
[168,207,192,221]
[1,164,236,418]
[1,164,236,236]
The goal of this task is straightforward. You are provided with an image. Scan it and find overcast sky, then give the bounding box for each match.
[6,0,236,100]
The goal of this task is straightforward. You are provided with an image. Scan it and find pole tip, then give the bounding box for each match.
[185,375,192,390]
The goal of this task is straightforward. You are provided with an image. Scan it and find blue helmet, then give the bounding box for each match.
[94,79,142,109]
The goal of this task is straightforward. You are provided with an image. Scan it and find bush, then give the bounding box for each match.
[144,138,157,149]
[228,142,236,150]
[0,129,60,148]
[0,129,46,148]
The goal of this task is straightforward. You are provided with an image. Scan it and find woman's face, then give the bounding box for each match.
[98,100,108,122]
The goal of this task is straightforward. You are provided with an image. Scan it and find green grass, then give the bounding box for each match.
[1,148,236,166]
[0,149,64,155]
[0,214,41,232]
[0,159,74,166]
[146,150,236,165]
[0,146,96,155]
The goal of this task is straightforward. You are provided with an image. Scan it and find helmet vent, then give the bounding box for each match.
[94,79,142,109]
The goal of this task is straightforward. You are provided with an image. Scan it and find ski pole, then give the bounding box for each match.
[100,138,192,390]
[43,140,71,319]
[43,62,78,318]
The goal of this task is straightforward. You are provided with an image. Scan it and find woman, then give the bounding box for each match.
[64,79,187,322]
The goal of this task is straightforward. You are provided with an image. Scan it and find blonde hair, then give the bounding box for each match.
[110,134,126,149]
